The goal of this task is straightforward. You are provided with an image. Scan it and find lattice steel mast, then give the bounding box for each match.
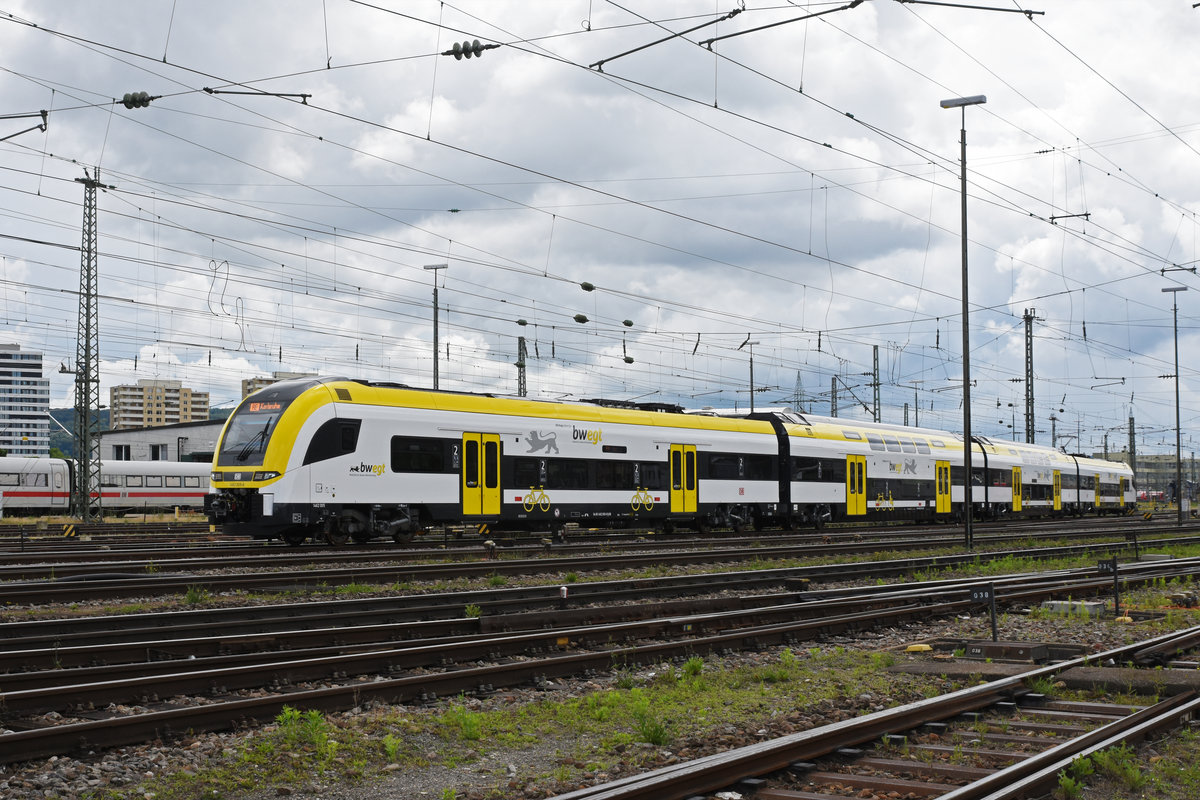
[70,169,112,521]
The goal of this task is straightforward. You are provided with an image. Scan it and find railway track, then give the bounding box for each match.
[3,528,1200,605]
[548,627,1200,800]
[0,512,1175,554]
[4,558,1200,767]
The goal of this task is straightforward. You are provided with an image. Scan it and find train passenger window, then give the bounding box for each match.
[883,436,902,453]
[166,476,182,488]
[912,438,931,454]
[484,440,499,489]
[842,431,862,440]
[707,454,740,480]
[546,459,588,489]
[145,476,163,488]
[744,455,774,480]
[791,456,820,481]
[930,439,945,448]
[640,463,668,490]
[510,458,545,488]
[672,449,682,489]
[127,476,144,487]
[898,437,916,453]
[304,419,363,465]
[0,473,17,486]
[20,473,47,486]
[390,437,446,473]
[595,461,635,489]
[866,434,886,452]
[101,474,123,487]
[185,476,201,488]
[463,440,479,488]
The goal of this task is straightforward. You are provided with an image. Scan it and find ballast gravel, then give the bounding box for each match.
[0,608,1168,800]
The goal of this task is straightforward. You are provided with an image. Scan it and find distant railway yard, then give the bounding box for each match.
[6,515,1200,799]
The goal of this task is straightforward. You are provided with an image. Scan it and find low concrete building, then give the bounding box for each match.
[97,419,225,463]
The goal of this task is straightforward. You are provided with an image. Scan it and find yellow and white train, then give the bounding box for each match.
[205,377,1136,545]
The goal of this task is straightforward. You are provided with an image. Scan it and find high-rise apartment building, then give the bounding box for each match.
[109,379,209,430]
[0,343,50,457]
[241,371,317,398]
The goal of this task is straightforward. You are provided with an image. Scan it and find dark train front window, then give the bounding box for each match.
[217,401,292,466]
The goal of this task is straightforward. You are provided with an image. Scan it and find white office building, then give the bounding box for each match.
[0,343,50,457]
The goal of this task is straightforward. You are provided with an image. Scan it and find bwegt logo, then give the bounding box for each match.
[573,426,602,444]
[350,463,386,476]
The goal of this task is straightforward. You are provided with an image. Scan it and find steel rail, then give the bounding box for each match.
[544,624,1200,800]
[7,563,1200,761]
[0,601,939,764]
[935,692,1200,800]
[7,532,1200,605]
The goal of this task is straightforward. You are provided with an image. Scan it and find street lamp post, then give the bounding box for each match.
[1163,285,1187,524]
[941,93,986,550]
[424,263,448,390]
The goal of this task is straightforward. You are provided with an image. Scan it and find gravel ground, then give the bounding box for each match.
[1,601,1179,800]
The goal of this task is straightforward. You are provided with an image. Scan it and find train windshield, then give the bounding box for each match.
[216,398,292,467]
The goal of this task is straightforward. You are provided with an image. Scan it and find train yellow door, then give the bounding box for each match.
[669,444,697,513]
[846,454,867,516]
[1118,477,1126,508]
[1094,473,1101,507]
[1011,467,1022,512]
[1052,470,1062,511]
[935,460,951,513]
[462,433,501,516]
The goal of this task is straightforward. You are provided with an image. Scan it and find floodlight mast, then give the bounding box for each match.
[940,94,986,550]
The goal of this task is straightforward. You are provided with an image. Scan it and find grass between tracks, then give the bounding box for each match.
[106,647,965,800]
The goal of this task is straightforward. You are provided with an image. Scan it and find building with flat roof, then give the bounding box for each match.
[109,379,209,431]
[0,343,50,457]
[97,418,224,462]
[241,371,317,398]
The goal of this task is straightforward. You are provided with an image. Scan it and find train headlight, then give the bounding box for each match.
[253,471,281,481]
[211,471,223,482]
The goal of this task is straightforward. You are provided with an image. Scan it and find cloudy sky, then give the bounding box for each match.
[1,0,1198,457]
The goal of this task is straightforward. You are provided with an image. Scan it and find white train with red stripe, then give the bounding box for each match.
[0,456,210,514]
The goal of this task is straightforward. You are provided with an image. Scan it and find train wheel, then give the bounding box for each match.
[323,518,349,546]
[282,528,307,547]
[392,528,415,545]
